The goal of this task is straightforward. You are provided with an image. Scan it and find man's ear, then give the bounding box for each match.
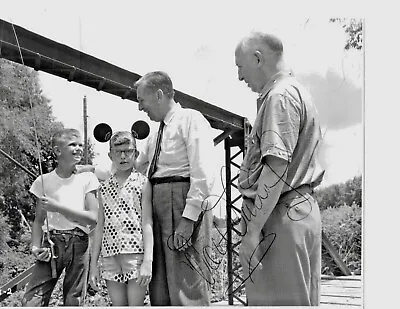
[254,50,264,67]
[156,89,164,102]
[53,146,60,157]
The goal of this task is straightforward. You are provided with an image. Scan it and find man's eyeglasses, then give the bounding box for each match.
[112,149,136,156]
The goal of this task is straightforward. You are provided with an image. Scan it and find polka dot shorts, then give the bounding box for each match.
[100,253,144,283]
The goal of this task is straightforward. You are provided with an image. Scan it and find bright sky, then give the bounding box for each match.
[2,1,363,190]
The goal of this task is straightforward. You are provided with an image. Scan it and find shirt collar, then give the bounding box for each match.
[163,102,181,126]
[258,69,293,101]
[109,173,118,186]
[109,168,137,186]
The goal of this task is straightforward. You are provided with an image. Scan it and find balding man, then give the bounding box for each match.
[235,32,325,306]
[134,71,215,306]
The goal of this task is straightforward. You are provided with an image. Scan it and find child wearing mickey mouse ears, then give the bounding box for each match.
[89,131,153,306]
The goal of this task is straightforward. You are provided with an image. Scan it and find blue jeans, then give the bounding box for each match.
[21,231,88,306]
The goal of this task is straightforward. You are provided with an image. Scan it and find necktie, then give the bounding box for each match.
[148,121,165,179]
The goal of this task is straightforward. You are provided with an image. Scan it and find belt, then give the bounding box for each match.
[150,176,190,185]
[49,227,87,237]
[278,184,314,204]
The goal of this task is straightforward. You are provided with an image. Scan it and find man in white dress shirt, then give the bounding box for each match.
[134,71,215,306]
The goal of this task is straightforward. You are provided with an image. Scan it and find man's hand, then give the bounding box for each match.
[174,217,194,251]
[240,232,263,276]
[89,265,100,291]
[240,197,263,275]
[32,245,51,262]
[136,260,152,287]
[38,196,62,212]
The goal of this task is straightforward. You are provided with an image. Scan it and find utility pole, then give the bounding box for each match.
[82,96,89,305]
[83,95,88,164]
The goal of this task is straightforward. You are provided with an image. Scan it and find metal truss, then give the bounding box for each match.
[223,118,251,305]
[0,19,244,134]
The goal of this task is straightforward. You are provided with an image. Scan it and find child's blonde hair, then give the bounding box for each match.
[52,128,81,149]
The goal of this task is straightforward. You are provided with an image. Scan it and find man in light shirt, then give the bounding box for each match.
[235,32,325,306]
[134,71,215,306]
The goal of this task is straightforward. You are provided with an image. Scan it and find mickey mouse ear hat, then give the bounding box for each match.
[93,120,150,142]
[131,120,150,140]
[93,123,112,142]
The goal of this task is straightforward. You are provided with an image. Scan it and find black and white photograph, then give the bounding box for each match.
[0,1,369,308]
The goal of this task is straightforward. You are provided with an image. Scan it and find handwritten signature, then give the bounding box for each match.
[239,129,313,226]
[162,129,315,297]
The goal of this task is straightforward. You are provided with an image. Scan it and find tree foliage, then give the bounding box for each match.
[0,58,98,304]
[330,18,363,50]
[0,59,95,242]
[0,213,11,254]
[314,175,362,210]
[0,59,63,239]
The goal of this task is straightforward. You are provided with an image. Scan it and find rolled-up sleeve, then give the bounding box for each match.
[84,172,101,193]
[136,139,151,177]
[29,176,44,198]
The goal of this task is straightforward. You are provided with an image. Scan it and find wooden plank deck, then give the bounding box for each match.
[320,275,362,308]
[212,275,363,307]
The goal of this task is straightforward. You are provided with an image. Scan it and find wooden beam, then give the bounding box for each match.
[214,129,235,146]
[322,231,352,276]
[0,265,35,302]
[0,19,245,133]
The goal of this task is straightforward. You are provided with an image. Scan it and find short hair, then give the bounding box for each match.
[134,71,175,99]
[109,131,136,151]
[241,32,284,56]
[52,128,81,148]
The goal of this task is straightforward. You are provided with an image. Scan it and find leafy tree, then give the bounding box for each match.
[0,213,11,254]
[330,18,363,50]
[342,176,362,208]
[314,175,362,210]
[1,59,60,238]
[0,58,99,304]
[0,59,95,243]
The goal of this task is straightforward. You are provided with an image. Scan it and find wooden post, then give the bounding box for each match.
[81,95,90,305]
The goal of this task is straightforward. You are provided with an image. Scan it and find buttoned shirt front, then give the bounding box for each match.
[239,70,325,199]
[140,103,215,221]
[99,169,147,257]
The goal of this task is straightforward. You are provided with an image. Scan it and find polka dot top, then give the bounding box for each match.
[100,169,147,257]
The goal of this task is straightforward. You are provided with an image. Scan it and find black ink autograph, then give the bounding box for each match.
[227,231,276,294]
[161,128,317,297]
[165,166,229,285]
[239,129,313,228]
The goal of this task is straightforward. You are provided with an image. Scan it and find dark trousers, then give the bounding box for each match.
[21,232,88,306]
[149,181,212,306]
